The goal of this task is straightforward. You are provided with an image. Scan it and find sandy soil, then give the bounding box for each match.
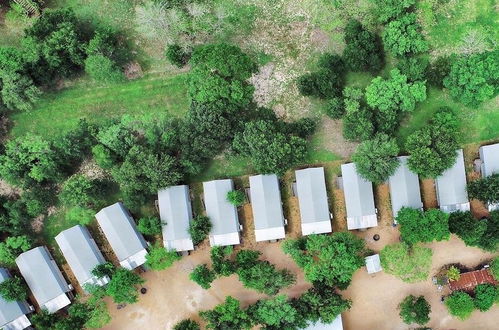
[318,118,359,159]
[421,179,438,209]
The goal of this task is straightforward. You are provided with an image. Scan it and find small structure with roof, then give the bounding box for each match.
[249,174,286,242]
[96,202,149,270]
[158,185,194,252]
[0,268,32,330]
[304,315,343,330]
[449,267,498,292]
[388,156,423,221]
[55,225,110,291]
[15,247,72,313]
[435,149,470,213]
[478,143,499,211]
[203,179,241,247]
[295,167,332,235]
[365,254,382,274]
[340,163,377,230]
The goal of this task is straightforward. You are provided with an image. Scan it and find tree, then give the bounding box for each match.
[282,233,365,288]
[249,295,298,328]
[324,97,345,119]
[145,245,180,270]
[190,264,216,289]
[59,175,100,207]
[382,14,428,56]
[0,235,33,266]
[227,190,245,207]
[474,284,496,312]
[428,56,451,88]
[84,54,124,83]
[0,276,28,301]
[467,174,499,205]
[477,211,499,251]
[406,107,460,178]
[342,87,375,141]
[65,206,95,225]
[92,144,116,169]
[351,133,400,183]
[491,257,499,281]
[448,211,487,247]
[166,44,191,68]
[137,217,162,236]
[343,20,383,73]
[373,0,416,23]
[188,215,211,245]
[398,295,430,325]
[200,296,252,330]
[106,268,145,304]
[92,262,115,279]
[443,51,499,106]
[236,257,295,295]
[446,266,461,281]
[0,134,61,187]
[0,72,41,111]
[210,246,236,277]
[0,199,31,236]
[232,120,308,176]
[380,243,432,283]
[396,57,429,82]
[396,208,450,244]
[444,291,475,320]
[173,319,200,330]
[297,54,345,99]
[31,309,61,330]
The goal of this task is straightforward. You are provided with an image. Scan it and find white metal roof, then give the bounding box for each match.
[96,202,148,269]
[203,179,240,246]
[15,247,71,313]
[388,156,423,220]
[305,315,343,330]
[365,254,382,274]
[158,185,194,252]
[435,149,470,213]
[479,143,499,177]
[55,225,110,290]
[249,174,286,242]
[341,163,377,230]
[295,167,332,235]
[0,269,31,330]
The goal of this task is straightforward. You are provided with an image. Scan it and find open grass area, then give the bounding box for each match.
[10,73,189,138]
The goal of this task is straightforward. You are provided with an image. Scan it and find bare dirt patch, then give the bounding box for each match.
[421,178,438,209]
[374,183,393,226]
[317,117,359,159]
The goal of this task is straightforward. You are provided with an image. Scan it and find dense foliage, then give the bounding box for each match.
[444,291,475,320]
[173,319,200,330]
[0,235,32,266]
[382,14,428,56]
[449,211,499,251]
[373,0,416,23]
[0,276,28,301]
[190,264,217,289]
[283,233,365,288]
[398,295,430,325]
[59,175,101,207]
[467,174,499,205]
[380,243,432,283]
[91,262,115,279]
[106,268,145,304]
[248,295,298,328]
[396,208,450,244]
[165,44,191,68]
[137,217,162,236]
[343,20,383,73]
[145,245,180,270]
[491,257,499,281]
[298,53,345,99]
[473,284,496,312]
[200,296,252,330]
[227,190,246,206]
[351,133,400,183]
[342,87,375,141]
[188,215,212,245]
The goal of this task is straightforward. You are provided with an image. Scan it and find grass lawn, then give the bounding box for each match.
[10,73,189,138]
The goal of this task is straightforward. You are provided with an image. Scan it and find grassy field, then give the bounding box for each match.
[10,73,189,138]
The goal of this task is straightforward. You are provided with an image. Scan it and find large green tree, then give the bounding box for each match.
[352,133,400,183]
[474,284,496,312]
[373,0,415,23]
[145,245,180,271]
[396,208,450,244]
[444,51,499,106]
[106,268,145,304]
[382,14,428,56]
[59,175,101,207]
[0,276,28,302]
[200,296,252,330]
[0,236,33,267]
[283,233,365,288]
[342,87,375,141]
[467,174,499,205]
[398,295,430,325]
[343,20,383,73]
[448,211,487,247]
[444,291,475,320]
[380,243,432,283]
[249,295,298,328]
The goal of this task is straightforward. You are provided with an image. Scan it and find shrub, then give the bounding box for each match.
[211,246,236,277]
[227,190,245,207]
[106,268,145,304]
[65,206,95,225]
[165,44,191,68]
[444,291,475,320]
[380,242,432,283]
[474,284,496,312]
[0,276,28,301]
[188,215,211,245]
[137,217,162,236]
[324,97,345,119]
[398,295,430,325]
[446,266,461,281]
[84,54,125,84]
[145,245,180,270]
[190,264,216,289]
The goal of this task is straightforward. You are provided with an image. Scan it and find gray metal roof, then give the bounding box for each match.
[388,156,423,218]
[305,315,343,330]
[365,254,382,274]
[435,149,469,212]
[55,225,108,289]
[203,179,240,236]
[95,202,148,263]
[249,174,285,230]
[158,185,194,251]
[15,247,70,307]
[0,268,30,329]
[341,163,377,229]
[479,143,499,177]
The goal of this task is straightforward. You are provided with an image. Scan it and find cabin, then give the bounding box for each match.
[249,174,286,242]
[295,167,332,235]
[95,202,148,270]
[16,247,72,313]
[340,163,377,230]
[158,185,194,252]
[435,149,470,213]
[0,268,32,330]
[365,254,382,274]
[388,156,423,221]
[203,179,241,246]
[55,225,110,291]
[478,143,499,211]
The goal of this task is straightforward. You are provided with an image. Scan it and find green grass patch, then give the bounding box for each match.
[10,73,189,138]
[305,129,341,164]
[191,155,255,182]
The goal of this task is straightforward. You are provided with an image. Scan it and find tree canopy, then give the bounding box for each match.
[343,20,383,73]
[396,208,450,244]
[190,264,216,289]
[380,242,432,283]
[467,174,499,205]
[398,295,430,325]
[105,268,145,304]
[137,217,162,236]
[188,215,212,245]
[448,211,487,247]
[444,291,475,320]
[373,0,416,23]
[200,296,252,330]
[382,14,428,56]
[248,295,298,328]
[145,245,180,270]
[474,284,496,312]
[0,235,33,267]
[0,276,28,302]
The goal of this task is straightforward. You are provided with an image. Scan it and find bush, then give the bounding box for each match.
[211,246,236,277]
[467,174,499,205]
[380,242,432,283]
[491,257,499,281]
[84,54,125,84]
[145,245,180,270]
[398,295,430,325]
[474,284,496,312]
[0,276,28,301]
[190,264,216,289]
[444,291,475,320]
[226,190,245,207]
[396,208,450,244]
[106,268,145,304]
[165,44,191,68]
[188,215,211,245]
[21,186,56,217]
[173,319,200,330]
[65,206,95,225]
[382,14,428,57]
[446,266,461,281]
[324,97,345,119]
[137,217,162,236]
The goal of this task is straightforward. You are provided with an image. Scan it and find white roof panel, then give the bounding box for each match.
[435,150,470,213]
